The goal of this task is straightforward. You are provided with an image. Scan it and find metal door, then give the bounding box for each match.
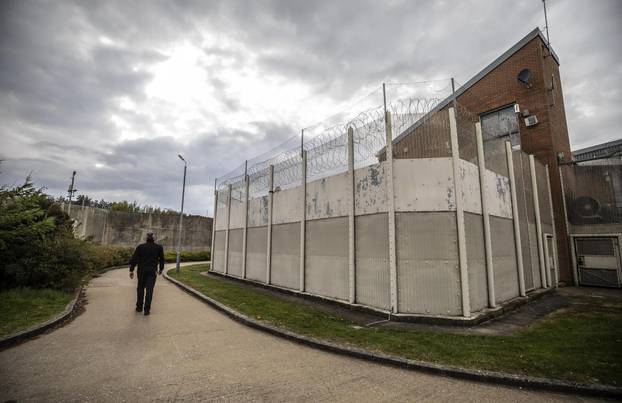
[575,237,621,288]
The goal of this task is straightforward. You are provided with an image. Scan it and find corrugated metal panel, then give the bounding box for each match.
[212,230,226,273]
[528,222,542,289]
[464,212,488,312]
[396,212,461,316]
[305,216,349,301]
[489,216,519,303]
[513,151,534,290]
[227,228,243,277]
[355,213,390,310]
[521,153,543,290]
[535,161,552,226]
[246,226,267,282]
[271,222,300,289]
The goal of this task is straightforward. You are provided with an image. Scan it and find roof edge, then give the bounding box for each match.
[391,28,560,146]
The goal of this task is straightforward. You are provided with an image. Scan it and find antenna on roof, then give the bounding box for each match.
[542,0,550,44]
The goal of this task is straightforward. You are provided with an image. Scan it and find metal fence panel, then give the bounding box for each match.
[305,217,349,301]
[271,222,301,290]
[246,226,267,282]
[227,228,244,277]
[355,213,390,310]
[489,215,519,303]
[464,212,488,312]
[212,230,226,273]
[520,152,542,289]
[512,151,534,290]
[396,212,461,315]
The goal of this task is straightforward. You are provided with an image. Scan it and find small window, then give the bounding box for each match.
[480,105,520,149]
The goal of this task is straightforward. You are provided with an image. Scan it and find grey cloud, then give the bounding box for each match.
[1,0,621,214]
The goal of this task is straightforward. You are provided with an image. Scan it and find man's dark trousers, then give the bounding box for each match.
[136,271,157,312]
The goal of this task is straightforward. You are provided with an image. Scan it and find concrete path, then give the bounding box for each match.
[0,265,603,402]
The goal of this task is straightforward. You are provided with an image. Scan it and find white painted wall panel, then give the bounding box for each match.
[484,169,513,219]
[247,196,268,227]
[354,162,388,215]
[273,187,301,225]
[458,160,483,215]
[306,173,349,220]
[393,158,455,212]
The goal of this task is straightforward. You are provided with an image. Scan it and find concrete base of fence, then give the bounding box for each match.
[164,269,621,399]
[209,270,554,327]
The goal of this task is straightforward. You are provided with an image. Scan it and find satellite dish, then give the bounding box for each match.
[517,68,533,88]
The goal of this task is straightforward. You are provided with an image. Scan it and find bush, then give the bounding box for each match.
[163,250,210,263]
[87,245,133,272]
[0,180,124,290]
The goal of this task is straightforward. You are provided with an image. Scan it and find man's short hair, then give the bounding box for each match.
[146,232,155,241]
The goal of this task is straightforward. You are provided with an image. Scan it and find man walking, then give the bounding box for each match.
[129,233,165,316]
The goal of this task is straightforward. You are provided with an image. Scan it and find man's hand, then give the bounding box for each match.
[158,270,163,276]
[129,271,134,279]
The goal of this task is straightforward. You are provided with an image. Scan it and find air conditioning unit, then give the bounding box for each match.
[524,115,538,126]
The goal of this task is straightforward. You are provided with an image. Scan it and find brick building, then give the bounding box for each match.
[392,28,574,282]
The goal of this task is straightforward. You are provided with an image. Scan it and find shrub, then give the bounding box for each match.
[163,250,210,263]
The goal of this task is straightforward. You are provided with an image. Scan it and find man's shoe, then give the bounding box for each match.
[136,307,143,312]
[144,311,150,316]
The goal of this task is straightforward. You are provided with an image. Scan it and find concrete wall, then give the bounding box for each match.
[212,120,552,318]
[64,204,212,252]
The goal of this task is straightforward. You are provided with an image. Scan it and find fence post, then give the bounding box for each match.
[506,142,526,296]
[224,184,232,275]
[211,181,218,270]
[266,165,274,284]
[242,175,249,279]
[545,165,559,287]
[347,127,356,304]
[300,151,307,292]
[529,155,548,288]
[448,107,470,317]
[384,111,398,313]
[475,122,496,308]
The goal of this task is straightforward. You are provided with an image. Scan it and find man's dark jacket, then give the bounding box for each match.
[130,241,165,274]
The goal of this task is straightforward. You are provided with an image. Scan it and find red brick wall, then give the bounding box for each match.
[455,37,573,283]
[393,35,574,283]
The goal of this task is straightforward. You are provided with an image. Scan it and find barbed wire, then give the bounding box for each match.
[217,81,451,191]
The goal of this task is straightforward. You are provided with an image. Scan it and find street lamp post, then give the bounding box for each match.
[176,154,187,273]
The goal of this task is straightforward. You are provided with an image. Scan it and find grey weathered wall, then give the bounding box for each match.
[211,116,554,318]
[63,204,212,252]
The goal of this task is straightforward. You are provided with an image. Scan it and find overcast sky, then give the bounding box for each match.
[1,0,620,215]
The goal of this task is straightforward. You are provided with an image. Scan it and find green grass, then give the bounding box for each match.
[0,288,74,337]
[170,264,622,387]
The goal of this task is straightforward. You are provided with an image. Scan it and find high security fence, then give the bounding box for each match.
[211,81,556,318]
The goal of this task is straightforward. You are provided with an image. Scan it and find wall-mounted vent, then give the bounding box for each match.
[524,115,538,127]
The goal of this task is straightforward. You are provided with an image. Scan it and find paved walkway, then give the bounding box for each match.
[0,265,603,402]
